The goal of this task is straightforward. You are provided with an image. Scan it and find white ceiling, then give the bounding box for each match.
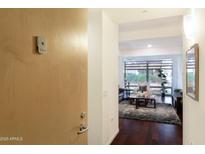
[119,15,183,32]
[119,15,183,42]
[101,8,185,56]
[104,8,187,24]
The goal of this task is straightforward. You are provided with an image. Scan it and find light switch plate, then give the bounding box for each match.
[37,36,47,54]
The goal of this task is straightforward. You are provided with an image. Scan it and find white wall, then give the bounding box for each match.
[120,47,182,57]
[102,12,119,144]
[88,9,103,144]
[183,9,205,144]
[88,9,119,145]
[120,25,182,42]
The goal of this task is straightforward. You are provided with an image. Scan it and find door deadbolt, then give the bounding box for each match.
[80,112,86,119]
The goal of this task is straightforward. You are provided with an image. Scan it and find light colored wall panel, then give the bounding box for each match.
[183,9,205,144]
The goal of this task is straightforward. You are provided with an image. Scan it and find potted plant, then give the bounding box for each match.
[157,69,167,98]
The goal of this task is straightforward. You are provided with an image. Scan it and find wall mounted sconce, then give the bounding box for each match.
[183,9,196,41]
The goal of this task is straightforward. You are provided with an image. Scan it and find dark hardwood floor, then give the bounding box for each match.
[111,118,182,145]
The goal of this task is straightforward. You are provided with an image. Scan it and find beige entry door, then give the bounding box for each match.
[0,9,87,144]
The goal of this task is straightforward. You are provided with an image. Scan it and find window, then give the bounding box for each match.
[124,59,173,95]
[148,69,161,87]
[125,70,147,85]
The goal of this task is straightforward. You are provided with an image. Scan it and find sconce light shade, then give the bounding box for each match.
[183,14,196,40]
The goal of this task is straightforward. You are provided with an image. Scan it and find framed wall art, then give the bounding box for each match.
[186,44,199,101]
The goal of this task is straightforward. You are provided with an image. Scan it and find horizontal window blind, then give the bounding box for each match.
[125,59,173,70]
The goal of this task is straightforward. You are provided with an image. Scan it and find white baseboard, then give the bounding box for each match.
[106,128,119,145]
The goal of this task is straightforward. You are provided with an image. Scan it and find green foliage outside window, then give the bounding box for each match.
[125,72,146,83]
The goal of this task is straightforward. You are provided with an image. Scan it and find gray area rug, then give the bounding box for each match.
[119,101,181,125]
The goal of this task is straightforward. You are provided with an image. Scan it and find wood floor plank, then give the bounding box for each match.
[111,118,182,145]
